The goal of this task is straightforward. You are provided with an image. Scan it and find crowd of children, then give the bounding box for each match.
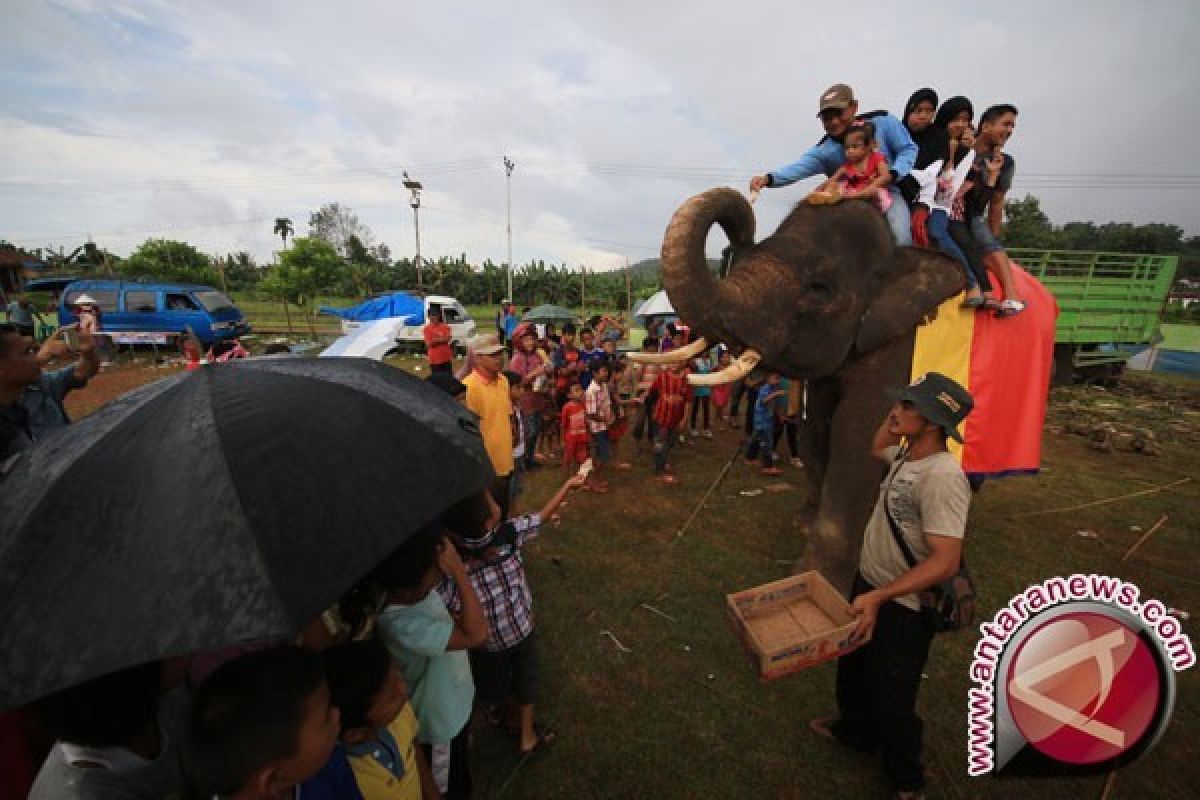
[491,319,808,490]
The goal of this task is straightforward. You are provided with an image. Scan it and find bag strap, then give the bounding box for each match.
[883,448,921,570]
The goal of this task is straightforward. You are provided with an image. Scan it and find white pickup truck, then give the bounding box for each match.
[324,294,476,360]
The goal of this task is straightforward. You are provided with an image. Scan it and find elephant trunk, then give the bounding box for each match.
[660,188,756,345]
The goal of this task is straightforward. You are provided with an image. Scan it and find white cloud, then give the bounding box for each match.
[2,0,1198,273]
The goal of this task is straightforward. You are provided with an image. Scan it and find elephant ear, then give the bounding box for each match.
[854,247,965,355]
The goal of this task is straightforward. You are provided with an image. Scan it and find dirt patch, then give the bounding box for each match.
[62,360,182,420]
[1047,372,1200,451]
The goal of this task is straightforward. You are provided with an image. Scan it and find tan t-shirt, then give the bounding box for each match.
[858,445,970,611]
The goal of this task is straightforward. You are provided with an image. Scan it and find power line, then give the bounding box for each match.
[5,151,1200,194]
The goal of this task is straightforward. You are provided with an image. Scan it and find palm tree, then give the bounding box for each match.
[272,218,296,335]
[273,217,294,251]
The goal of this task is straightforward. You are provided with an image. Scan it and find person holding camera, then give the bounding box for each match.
[810,372,972,800]
[0,323,100,472]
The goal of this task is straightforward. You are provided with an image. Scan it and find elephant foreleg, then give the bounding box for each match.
[799,334,915,595]
[792,376,838,511]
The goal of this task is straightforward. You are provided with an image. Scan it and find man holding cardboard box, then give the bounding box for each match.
[811,372,973,800]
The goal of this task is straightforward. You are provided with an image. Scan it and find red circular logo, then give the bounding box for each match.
[1005,611,1161,765]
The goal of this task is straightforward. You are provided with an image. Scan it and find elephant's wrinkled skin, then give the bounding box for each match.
[660,188,965,592]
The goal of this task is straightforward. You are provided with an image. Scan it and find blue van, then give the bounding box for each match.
[56,279,251,345]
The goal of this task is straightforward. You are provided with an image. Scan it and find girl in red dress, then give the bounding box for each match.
[817,121,893,212]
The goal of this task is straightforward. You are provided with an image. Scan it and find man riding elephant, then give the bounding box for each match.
[750,83,919,246]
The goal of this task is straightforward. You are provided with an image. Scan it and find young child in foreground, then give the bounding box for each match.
[302,639,440,800]
[375,522,488,800]
[31,661,187,800]
[182,646,340,800]
[443,474,585,756]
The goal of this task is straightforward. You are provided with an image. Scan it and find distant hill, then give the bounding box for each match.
[622,257,723,283]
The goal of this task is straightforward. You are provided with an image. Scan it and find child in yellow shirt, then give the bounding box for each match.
[323,639,440,800]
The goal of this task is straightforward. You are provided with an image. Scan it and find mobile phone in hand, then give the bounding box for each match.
[577,458,593,479]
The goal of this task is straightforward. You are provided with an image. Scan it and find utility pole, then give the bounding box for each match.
[580,265,586,317]
[403,172,423,294]
[625,257,631,315]
[504,156,515,301]
[214,252,228,294]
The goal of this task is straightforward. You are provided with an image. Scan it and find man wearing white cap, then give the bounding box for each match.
[462,333,515,516]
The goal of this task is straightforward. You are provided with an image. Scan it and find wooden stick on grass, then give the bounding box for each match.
[1012,478,1191,518]
[1122,514,1169,562]
[1099,769,1118,800]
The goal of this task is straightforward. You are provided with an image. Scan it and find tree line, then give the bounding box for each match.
[1003,196,1200,279]
[10,196,1198,310]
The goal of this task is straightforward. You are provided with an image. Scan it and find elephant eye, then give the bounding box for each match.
[806,281,833,301]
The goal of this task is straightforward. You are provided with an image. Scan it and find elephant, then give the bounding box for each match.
[637,187,966,593]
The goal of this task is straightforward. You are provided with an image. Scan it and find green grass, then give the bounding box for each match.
[70,358,1200,798]
[227,295,626,338]
[1160,323,1200,352]
[459,372,1200,799]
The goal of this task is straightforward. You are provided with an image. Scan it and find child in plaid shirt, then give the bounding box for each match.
[443,474,584,756]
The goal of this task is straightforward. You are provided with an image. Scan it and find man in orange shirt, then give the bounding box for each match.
[423,308,454,375]
[463,333,515,517]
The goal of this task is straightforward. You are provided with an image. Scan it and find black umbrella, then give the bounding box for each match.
[0,357,492,710]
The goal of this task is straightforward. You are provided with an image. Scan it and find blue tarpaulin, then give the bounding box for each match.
[318,292,425,323]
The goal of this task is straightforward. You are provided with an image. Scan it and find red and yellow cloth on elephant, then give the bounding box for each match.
[911,264,1058,478]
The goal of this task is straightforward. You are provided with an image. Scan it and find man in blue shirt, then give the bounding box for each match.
[502,303,518,345]
[0,323,100,472]
[750,83,918,246]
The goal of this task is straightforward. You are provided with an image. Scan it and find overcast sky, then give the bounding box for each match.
[3,0,1198,270]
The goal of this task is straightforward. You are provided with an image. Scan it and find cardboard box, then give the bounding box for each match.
[727,570,859,681]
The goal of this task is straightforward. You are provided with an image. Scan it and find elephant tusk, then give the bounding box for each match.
[688,349,760,386]
[625,337,708,364]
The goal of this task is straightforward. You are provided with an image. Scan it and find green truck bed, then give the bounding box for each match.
[1009,249,1178,372]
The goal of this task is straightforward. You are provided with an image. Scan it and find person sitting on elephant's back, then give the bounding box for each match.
[815,122,893,212]
[895,88,949,219]
[750,82,918,245]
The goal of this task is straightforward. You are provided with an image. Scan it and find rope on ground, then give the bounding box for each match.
[1010,477,1191,518]
[674,440,745,539]
[1121,514,1169,561]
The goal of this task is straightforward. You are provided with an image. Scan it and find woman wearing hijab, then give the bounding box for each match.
[931,96,996,308]
[896,88,950,232]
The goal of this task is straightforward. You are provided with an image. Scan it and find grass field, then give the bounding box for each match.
[61,360,1200,799]
[1161,323,1200,352]
[227,294,621,339]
